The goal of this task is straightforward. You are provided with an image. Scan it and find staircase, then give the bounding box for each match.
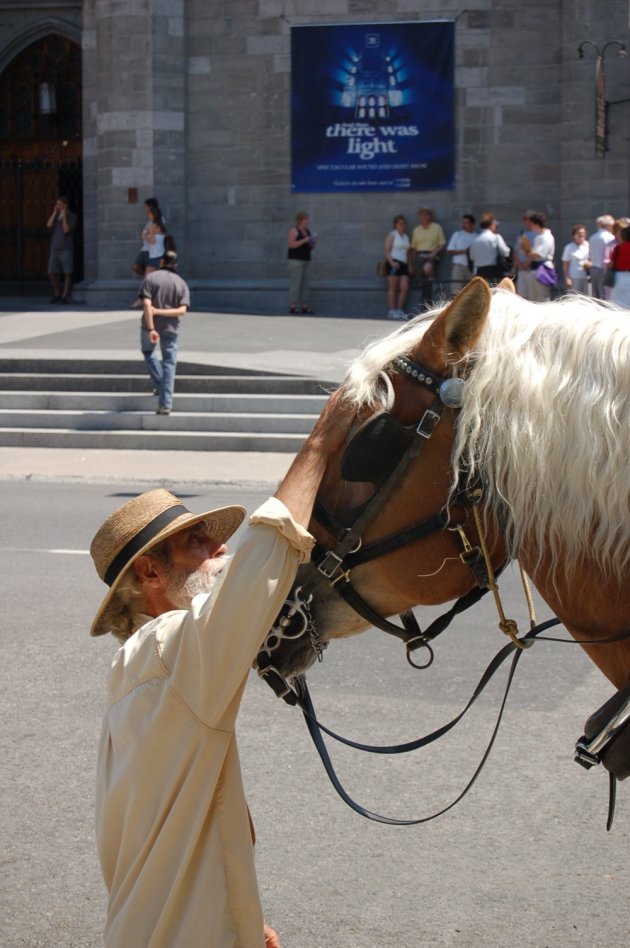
[0,358,333,452]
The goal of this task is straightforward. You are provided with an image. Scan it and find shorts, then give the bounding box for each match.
[48,249,74,276]
[147,256,162,268]
[386,261,410,277]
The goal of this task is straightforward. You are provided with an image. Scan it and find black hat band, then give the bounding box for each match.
[104,504,188,587]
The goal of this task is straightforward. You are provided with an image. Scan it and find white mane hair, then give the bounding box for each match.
[344,290,630,579]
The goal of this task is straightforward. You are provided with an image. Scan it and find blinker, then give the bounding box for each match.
[439,377,465,408]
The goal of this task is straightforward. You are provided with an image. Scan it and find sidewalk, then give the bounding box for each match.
[0,300,388,486]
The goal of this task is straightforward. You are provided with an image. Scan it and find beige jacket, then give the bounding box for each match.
[95,498,314,947]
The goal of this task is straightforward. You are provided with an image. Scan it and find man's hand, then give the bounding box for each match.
[264,923,281,947]
[306,386,355,455]
[274,386,355,529]
[149,329,159,344]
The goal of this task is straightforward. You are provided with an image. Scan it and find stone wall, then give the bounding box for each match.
[0,1,628,314]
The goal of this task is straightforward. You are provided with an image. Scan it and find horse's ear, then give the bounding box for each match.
[497,277,516,293]
[431,276,492,358]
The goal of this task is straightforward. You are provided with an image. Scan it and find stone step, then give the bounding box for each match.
[0,408,317,434]
[0,358,280,378]
[0,428,307,453]
[0,357,330,452]
[0,391,328,414]
[0,373,330,395]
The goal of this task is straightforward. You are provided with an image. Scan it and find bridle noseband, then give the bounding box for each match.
[255,352,501,701]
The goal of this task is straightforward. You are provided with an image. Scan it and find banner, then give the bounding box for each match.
[291,21,455,193]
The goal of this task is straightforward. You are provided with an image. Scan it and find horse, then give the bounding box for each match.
[255,277,630,783]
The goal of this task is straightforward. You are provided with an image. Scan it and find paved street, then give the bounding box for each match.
[2,479,629,948]
[0,303,629,947]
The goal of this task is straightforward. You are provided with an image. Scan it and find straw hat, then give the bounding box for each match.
[89,488,245,637]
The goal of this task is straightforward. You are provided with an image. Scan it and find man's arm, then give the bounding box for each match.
[274,387,353,529]
[61,208,74,235]
[164,387,356,723]
[142,300,188,343]
[151,305,188,317]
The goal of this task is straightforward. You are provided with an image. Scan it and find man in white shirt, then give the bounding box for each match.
[446,214,476,292]
[468,212,511,283]
[89,389,352,948]
[588,214,616,299]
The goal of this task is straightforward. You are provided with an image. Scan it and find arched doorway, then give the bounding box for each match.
[0,34,82,291]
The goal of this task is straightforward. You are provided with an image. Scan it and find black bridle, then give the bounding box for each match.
[255,353,499,698]
[254,352,630,829]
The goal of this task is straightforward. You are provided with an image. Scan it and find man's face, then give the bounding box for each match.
[150,523,228,610]
[55,199,67,213]
[462,217,474,232]
[419,210,432,227]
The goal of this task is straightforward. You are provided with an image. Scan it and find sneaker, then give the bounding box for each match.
[156,407,171,415]
[387,309,398,319]
[151,388,160,396]
[395,309,408,321]
[50,295,62,303]
[60,297,70,304]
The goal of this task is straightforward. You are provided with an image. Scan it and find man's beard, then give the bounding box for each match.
[163,555,232,610]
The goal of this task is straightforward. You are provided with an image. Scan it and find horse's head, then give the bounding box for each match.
[256,278,510,696]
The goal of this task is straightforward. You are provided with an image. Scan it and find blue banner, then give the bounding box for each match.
[291,21,455,193]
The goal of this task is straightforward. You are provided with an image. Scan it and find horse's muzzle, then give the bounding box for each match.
[254,580,327,701]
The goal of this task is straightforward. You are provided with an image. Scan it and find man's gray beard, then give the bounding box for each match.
[163,554,233,610]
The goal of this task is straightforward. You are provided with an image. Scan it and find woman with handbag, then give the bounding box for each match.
[608,223,630,308]
[524,210,556,302]
[384,214,411,320]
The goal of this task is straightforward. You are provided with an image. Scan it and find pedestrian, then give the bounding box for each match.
[88,388,353,947]
[131,197,168,308]
[608,223,630,308]
[468,212,511,283]
[588,214,616,300]
[445,213,476,293]
[137,246,190,415]
[513,210,538,300]
[384,213,411,320]
[561,224,591,294]
[523,210,556,302]
[46,194,76,303]
[287,211,316,314]
[410,207,446,309]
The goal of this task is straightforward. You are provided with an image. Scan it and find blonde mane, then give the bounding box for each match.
[344,291,630,579]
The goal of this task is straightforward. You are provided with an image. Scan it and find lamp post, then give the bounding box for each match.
[578,40,627,158]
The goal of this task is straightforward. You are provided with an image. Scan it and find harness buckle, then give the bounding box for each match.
[331,568,352,587]
[416,409,440,439]
[256,662,299,705]
[317,550,345,580]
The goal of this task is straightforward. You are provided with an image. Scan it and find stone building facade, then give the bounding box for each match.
[1,0,629,314]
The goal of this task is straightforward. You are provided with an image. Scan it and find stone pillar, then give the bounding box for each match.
[81,0,186,288]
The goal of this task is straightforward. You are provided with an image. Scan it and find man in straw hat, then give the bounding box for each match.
[89,389,352,948]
